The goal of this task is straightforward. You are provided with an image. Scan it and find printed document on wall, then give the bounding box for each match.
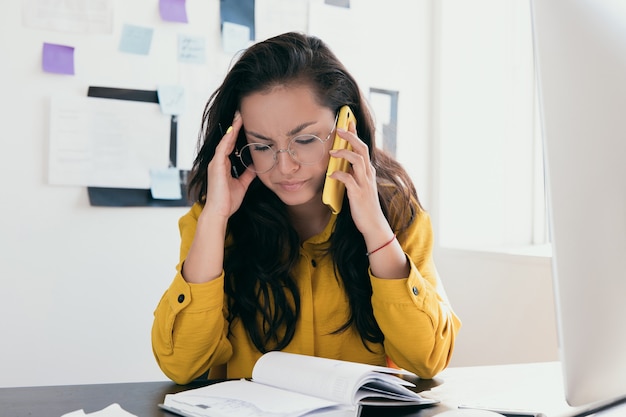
[48,95,171,189]
[21,0,113,33]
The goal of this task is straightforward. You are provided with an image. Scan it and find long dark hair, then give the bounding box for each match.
[187,32,422,353]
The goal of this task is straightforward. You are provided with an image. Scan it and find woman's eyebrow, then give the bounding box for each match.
[286,121,317,136]
[245,121,317,142]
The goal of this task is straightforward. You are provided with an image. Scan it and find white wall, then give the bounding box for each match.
[430,0,559,367]
[437,247,558,367]
[0,0,558,388]
[0,1,216,388]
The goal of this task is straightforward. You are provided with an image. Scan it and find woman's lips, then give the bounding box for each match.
[277,180,305,192]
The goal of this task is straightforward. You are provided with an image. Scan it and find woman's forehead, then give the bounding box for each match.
[240,86,334,138]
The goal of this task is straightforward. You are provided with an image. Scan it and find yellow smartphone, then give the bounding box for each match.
[322,105,356,214]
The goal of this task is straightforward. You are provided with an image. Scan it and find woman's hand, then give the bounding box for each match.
[328,123,409,278]
[184,113,257,283]
[204,112,257,219]
[327,122,390,241]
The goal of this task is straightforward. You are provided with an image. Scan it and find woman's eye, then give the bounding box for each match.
[252,144,271,152]
[293,135,317,145]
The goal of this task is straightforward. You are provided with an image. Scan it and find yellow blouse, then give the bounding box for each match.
[151,203,461,384]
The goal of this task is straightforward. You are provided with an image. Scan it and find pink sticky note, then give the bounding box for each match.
[159,0,188,23]
[42,43,75,75]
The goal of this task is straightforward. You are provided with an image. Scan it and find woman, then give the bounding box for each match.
[152,32,460,385]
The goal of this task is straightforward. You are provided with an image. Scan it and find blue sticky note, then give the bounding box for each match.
[157,85,185,115]
[178,34,206,64]
[119,24,154,55]
[42,43,75,75]
[150,168,182,200]
[159,0,188,23]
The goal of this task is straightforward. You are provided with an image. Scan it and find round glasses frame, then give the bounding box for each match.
[235,114,339,174]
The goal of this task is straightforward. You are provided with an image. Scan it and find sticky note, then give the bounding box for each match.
[178,34,206,64]
[157,85,185,115]
[42,43,75,75]
[159,0,188,23]
[221,22,250,54]
[150,168,182,200]
[119,24,154,55]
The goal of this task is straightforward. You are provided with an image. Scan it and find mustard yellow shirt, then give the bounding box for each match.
[152,203,461,385]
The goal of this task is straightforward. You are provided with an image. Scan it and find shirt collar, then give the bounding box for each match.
[302,212,337,248]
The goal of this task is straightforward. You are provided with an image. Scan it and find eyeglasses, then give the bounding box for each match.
[236,115,338,174]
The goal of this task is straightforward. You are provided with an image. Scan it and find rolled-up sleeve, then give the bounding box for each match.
[370,212,461,379]
[151,205,233,384]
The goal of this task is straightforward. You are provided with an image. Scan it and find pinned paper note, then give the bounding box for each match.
[119,24,154,55]
[221,22,250,54]
[49,95,171,189]
[150,168,182,200]
[23,0,113,34]
[42,43,75,75]
[159,0,188,23]
[220,0,255,40]
[157,85,185,115]
[178,34,206,64]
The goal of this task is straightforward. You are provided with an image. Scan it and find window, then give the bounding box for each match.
[432,0,547,251]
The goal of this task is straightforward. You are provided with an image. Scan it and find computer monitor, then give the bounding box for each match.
[530,0,626,411]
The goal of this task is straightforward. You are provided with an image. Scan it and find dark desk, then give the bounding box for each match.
[0,362,584,417]
[0,380,201,417]
[0,379,446,417]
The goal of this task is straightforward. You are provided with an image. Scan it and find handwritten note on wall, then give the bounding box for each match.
[48,95,171,189]
[22,0,113,33]
[178,35,206,64]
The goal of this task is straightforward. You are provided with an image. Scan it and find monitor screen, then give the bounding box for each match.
[530,0,626,410]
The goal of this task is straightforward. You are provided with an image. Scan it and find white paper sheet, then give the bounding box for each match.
[62,403,136,417]
[48,95,171,189]
[21,0,113,34]
[254,0,309,41]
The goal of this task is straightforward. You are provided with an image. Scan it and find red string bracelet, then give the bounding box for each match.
[366,233,397,257]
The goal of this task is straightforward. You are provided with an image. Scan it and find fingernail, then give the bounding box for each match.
[234,111,241,120]
[226,126,233,134]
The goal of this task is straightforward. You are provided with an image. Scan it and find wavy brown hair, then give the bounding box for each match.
[187,32,422,353]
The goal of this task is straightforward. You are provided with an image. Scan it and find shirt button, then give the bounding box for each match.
[177,294,185,303]
[311,259,317,268]
[412,286,418,296]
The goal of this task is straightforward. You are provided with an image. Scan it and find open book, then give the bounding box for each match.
[159,351,438,417]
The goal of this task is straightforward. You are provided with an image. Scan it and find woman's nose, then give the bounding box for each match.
[276,149,299,173]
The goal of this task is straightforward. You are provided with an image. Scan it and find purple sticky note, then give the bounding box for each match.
[42,43,75,75]
[159,0,188,23]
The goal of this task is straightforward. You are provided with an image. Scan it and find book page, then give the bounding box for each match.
[163,379,350,417]
[251,352,417,405]
[357,379,437,405]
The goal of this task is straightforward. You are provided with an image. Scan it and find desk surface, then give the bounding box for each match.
[0,379,445,417]
[0,379,194,417]
[0,362,586,417]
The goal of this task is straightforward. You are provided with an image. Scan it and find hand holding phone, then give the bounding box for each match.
[322,105,356,214]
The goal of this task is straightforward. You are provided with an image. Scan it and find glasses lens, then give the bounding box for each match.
[289,135,325,165]
[238,143,275,173]
[238,135,326,173]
